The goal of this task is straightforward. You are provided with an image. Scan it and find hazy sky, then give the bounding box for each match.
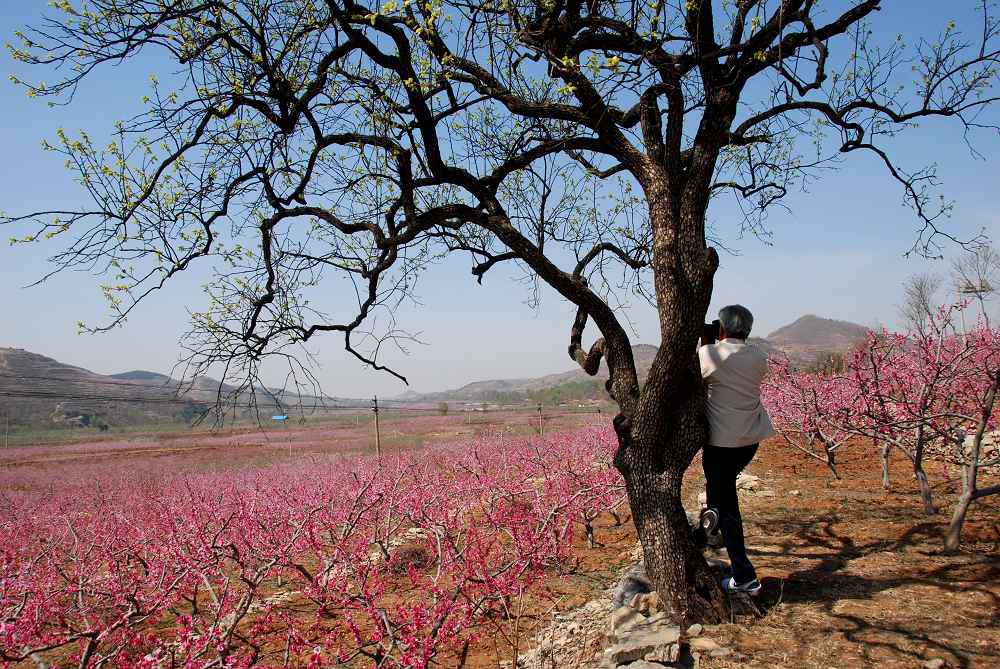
[1,1,998,398]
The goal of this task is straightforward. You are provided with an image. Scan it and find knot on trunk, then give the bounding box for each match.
[705,246,720,275]
[612,412,633,472]
[568,304,606,376]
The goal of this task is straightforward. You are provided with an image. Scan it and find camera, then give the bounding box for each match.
[701,319,721,346]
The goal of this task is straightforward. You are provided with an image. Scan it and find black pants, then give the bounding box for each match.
[702,443,759,584]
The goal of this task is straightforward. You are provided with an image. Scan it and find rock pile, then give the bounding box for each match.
[507,597,615,668]
[600,560,740,669]
[604,606,686,666]
[510,554,741,669]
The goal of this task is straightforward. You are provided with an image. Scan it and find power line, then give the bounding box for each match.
[0,374,605,416]
[0,389,360,411]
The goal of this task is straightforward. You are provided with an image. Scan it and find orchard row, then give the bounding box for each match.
[763,303,1000,550]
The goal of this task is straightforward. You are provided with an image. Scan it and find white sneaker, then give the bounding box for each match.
[721,576,762,596]
[699,508,720,533]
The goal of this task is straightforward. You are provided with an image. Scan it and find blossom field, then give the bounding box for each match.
[1,427,625,669]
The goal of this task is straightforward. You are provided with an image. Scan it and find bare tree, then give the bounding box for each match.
[900,272,943,336]
[952,243,1000,326]
[5,0,1000,622]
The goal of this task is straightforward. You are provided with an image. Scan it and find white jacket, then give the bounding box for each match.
[699,339,775,448]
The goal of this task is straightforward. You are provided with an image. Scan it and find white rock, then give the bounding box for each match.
[923,659,946,669]
[789,489,801,496]
[604,624,682,664]
[736,473,760,490]
[609,606,645,638]
[645,612,670,625]
[629,591,662,615]
[685,623,703,637]
[645,642,681,663]
[697,491,707,507]
[690,637,720,652]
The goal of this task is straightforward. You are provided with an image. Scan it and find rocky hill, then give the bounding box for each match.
[397,344,658,405]
[0,347,373,433]
[412,345,659,399]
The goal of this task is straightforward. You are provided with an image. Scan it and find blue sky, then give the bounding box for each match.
[0,1,997,398]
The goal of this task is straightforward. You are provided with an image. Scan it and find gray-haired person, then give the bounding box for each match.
[697,304,775,596]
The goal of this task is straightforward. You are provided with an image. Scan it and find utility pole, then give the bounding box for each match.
[3,411,8,449]
[372,396,382,459]
[537,404,543,437]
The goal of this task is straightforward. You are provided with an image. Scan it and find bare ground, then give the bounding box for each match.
[694,443,1000,669]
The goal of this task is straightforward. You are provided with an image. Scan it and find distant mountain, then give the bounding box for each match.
[109,370,171,382]
[0,348,238,431]
[400,315,868,403]
[404,344,658,403]
[109,369,233,397]
[766,314,868,365]
[0,347,373,433]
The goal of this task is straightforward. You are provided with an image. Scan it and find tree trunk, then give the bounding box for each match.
[617,386,729,625]
[879,440,892,491]
[944,468,974,552]
[945,370,999,551]
[610,190,730,624]
[913,427,936,514]
[571,102,737,622]
[914,463,935,515]
[824,442,840,479]
[585,521,596,549]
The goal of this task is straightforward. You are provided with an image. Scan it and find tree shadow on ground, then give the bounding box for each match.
[742,513,1000,668]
